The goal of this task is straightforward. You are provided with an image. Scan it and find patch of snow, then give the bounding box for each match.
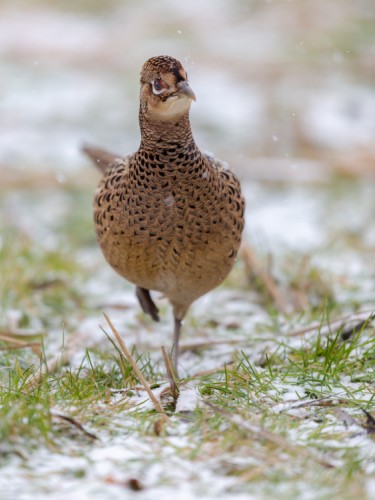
[244,184,327,253]
[175,383,201,412]
[302,83,375,150]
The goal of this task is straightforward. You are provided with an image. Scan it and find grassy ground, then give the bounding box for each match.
[1,179,375,499]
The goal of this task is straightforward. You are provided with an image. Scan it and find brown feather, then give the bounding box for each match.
[82,144,121,173]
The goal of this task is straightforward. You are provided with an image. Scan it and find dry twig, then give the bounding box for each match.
[240,243,288,313]
[179,338,243,354]
[103,312,168,419]
[287,311,375,338]
[51,409,98,440]
[0,333,42,356]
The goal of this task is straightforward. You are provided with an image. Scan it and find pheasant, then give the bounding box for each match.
[84,55,245,375]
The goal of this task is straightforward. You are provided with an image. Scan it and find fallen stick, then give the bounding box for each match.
[103,312,168,419]
[287,311,375,337]
[240,243,288,313]
[51,409,98,440]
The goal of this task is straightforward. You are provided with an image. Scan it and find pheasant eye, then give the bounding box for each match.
[152,78,169,95]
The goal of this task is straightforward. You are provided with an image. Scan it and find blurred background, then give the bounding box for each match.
[1,0,374,178]
[1,0,375,334]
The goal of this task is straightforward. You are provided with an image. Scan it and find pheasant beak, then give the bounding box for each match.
[177,81,196,101]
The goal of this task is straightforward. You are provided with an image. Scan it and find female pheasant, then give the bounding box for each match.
[85,55,245,374]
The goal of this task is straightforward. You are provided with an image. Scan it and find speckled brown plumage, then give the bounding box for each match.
[87,55,245,374]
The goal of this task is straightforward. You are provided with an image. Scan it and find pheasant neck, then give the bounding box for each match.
[139,106,196,151]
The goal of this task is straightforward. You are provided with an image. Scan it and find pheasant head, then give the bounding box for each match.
[139,55,196,120]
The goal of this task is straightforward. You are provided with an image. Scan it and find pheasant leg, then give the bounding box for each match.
[172,317,182,377]
[135,287,160,322]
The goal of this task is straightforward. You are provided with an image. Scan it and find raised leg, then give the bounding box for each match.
[172,316,182,377]
[135,287,160,322]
